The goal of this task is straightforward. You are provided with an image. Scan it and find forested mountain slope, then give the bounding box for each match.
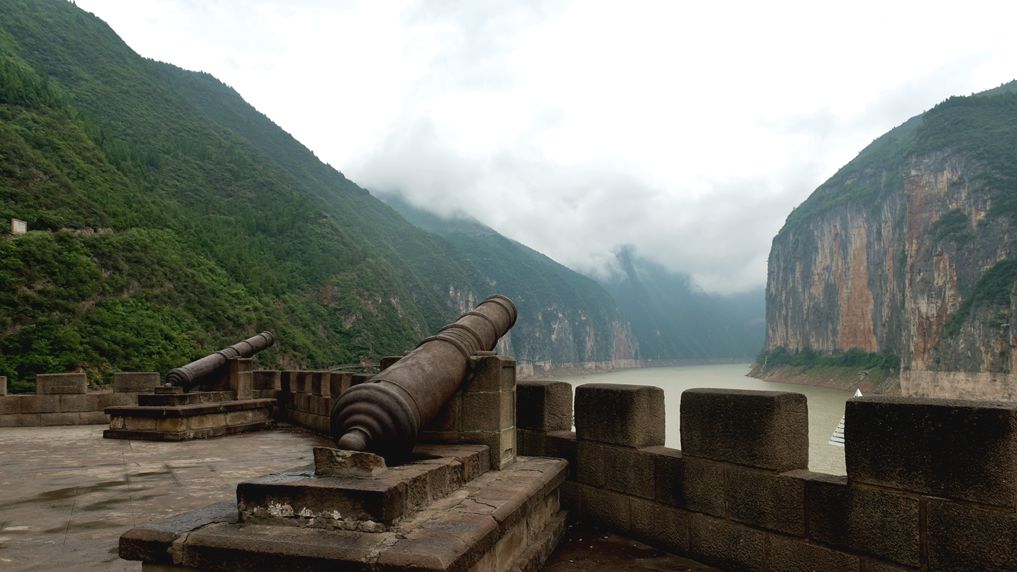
[0,0,634,386]
[758,81,1017,399]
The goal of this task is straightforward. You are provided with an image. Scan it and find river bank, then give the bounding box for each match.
[748,363,901,395]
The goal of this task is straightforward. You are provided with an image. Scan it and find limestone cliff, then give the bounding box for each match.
[761,83,1017,399]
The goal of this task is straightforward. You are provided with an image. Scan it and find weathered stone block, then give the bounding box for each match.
[79,411,108,424]
[804,472,920,566]
[39,412,81,426]
[252,370,280,391]
[629,497,690,554]
[0,395,20,415]
[228,358,253,400]
[725,467,805,535]
[767,534,859,572]
[58,394,99,413]
[577,482,631,531]
[516,380,573,432]
[846,396,1017,508]
[112,372,160,393]
[462,391,504,432]
[644,446,684,507]
[0,375,6,396]
[681,456,726,517]
[329,372,352,398]
[0,413,40,427]
[689,513,766,572]
[575,384,664,448]
[314,447,387,477]
[927,498,1017,571]
[21,395,60,414]
[544,431,577,479]
[36,373,87,394]
[680,388,808,471]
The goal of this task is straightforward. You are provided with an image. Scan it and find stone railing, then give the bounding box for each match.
[516,381,1017,571]
[0,372,158,427]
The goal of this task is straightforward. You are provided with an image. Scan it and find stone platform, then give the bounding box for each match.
[104,390,276,441]
[120,444,567,571]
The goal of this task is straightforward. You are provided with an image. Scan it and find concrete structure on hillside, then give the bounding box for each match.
[10,218,26,235]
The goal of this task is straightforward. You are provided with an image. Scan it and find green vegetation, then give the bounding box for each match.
[0,0,632,388]
[758,346,900,373]
[930,209,973,245]
[944,260,1017,337]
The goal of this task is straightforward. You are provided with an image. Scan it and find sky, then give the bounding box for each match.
[74,0,1017,293]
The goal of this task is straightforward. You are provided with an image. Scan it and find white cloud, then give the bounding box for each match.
[76,0,1017,293]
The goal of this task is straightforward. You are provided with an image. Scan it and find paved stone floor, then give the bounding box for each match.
[0,424,332,571]
[0,425,714,571]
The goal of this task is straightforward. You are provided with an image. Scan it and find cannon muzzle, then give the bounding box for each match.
[331,295,517,462]
[166,332,275,390]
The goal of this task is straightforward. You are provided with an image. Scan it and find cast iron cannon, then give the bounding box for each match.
[166,332,275,391]
[330,295,517,462]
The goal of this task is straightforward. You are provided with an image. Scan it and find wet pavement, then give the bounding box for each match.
[0,424,332,571]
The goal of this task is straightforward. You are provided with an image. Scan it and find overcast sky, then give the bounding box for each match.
[74,0,1017,293]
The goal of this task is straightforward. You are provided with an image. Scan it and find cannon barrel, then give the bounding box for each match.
[166,332,275,390]
[331,295,517,462]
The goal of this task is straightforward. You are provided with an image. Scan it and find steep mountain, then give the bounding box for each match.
[379,194,638,375]
[0,0,627,387]
[600,247,764,362]
[757,82,1017,399]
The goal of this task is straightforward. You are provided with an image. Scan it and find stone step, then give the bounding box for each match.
[103,398,276,441]
[120,455,568,572]
[138,390,236,406]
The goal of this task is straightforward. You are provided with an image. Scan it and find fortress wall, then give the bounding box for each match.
[517,381,1017,571]
[268,370,352,435]
[0,372,151,427]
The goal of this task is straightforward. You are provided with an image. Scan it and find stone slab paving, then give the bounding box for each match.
[0,424,332,571]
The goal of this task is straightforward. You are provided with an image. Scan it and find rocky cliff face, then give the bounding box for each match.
[764,85,1017,399]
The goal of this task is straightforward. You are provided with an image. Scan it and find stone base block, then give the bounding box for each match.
[113,372,161,393]
[237,444,490,528]
[121,456,567,572]
[36,373,88,394]
[103,398,276,441]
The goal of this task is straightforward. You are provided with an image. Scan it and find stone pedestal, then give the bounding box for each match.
[120,443,567,572]
[36,373,87,394]
[228,358,253,400]
[103,390,276,441]
[421,353,517,470]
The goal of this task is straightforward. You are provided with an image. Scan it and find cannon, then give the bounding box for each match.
[331,295,517,463]
[166,332,275,391]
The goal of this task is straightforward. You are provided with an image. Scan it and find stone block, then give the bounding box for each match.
[689,513,766,572]
[0,413,40,427]
[516,380,573,432]
[39,412,81,426]
[79,411,109,424]
[644,446,684,506]
[329,372,352,398]
[314,447,387,477]
[350,373,372,386]
[575,439,608,487]
[725,467,805,535]
[680,388,808,471]
[309,372,324,396]
[927,498,1017,571]
[20,395,60,414]
[605,446,655,500]
[228,358,253,400]
[36,373,87,394]
[681,456,726,517]
[577,482,631,531]
[308,395,329,417]
[629,497,690,554]
[58,394,100,413]
[466,354,514,393]
[804,472,920,566]
[112,372,160,393]
[0,395,20,415]
[462,391,504,432]
[846,396,1017,508]
[575,383,664,448]
[0,375,6,396]
[380,355,402,370]
[252,370,280,391]
[545,431,577,479]
[766,534,859,572]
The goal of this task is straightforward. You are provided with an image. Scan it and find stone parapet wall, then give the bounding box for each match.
[517,380,1017,571]
[272,370,354,435]
[0,392,136,427]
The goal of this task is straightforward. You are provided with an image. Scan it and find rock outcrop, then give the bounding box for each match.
[762,84,1017,399]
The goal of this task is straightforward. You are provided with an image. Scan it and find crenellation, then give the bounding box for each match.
[516,382,1015,571]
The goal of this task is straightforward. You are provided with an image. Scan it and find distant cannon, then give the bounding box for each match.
[166,332,275,391]
[331,295,517,463]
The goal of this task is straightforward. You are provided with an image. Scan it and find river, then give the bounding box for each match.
[558,363,851,475]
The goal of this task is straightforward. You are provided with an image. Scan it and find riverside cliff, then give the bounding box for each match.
[758,83,1017,399]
